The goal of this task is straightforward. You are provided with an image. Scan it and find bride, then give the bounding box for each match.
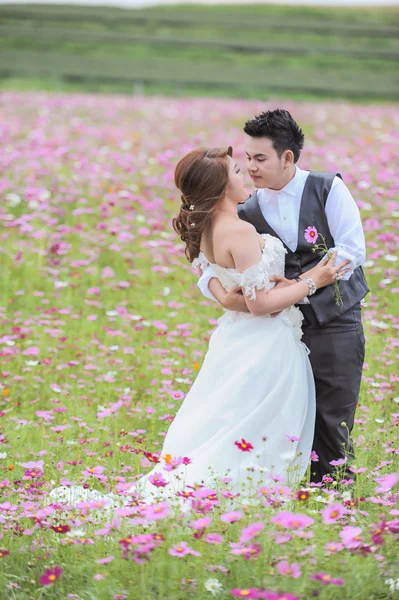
[50,147,348,512]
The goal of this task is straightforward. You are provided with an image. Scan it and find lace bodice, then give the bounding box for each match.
[193,233,286,299]
[193,233,304,340]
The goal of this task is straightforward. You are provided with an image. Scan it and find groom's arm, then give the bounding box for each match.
[318,176,366,279]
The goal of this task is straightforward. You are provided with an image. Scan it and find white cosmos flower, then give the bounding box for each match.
[385,578,399,593]
[204,578,223,596]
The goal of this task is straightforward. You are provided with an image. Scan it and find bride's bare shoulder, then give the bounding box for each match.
[220,218,257,238]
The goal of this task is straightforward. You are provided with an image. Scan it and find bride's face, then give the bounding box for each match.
[225,156,248,204]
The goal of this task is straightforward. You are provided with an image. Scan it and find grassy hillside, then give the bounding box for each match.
[0,3,398,101]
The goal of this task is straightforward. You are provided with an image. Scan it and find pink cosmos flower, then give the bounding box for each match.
[169,390,185,401]
[234,438,254,452]
[375,473,399,493]
[270,510,314,529]
[310,451,319,462]
[329,457,347,466]
[286,434,301,442]
[148,472,168,487]
[321,503,345,524]
[39,566,63,586]
[142,501,170,521]
[189,516,212,530]
[304,226,319,244]
[96,556,114,564]
[241,542,262,560]
[221,510,244,523]
[339,526,363,548]
[239,522,265,542]
[20,460,44,470]
[205,533,223,544]
[85,465,105,475]
[275,560,302,578]
[168,541,200,557]
[325,541,344,554]
[161,454,189,471]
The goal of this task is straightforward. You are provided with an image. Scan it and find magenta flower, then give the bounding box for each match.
[148,472,168,488]
[230,588,261,598]
[275,560,302,578]
[234,438,254,452]
[39,566,63,586]
[311,572,344,586]
[321,503,345,524]
[241,542,262,560]
[304,226,318,244]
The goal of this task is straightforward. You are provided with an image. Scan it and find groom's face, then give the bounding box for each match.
[245,135,287,190]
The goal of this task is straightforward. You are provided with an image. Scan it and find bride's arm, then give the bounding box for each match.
[197,266,249,312]
[230,227,348,316]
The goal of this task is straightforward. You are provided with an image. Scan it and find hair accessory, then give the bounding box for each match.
[189,204,195,211]
[190,223,196,228]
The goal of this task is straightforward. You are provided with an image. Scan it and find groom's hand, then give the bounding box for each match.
[223,286,250,312]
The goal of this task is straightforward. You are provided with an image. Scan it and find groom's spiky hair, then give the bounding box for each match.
[243,109,305,163]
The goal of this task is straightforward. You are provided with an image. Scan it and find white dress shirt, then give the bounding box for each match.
[197,166,366,303]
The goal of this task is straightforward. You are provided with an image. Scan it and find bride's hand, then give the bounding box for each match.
[270,275,296,289]
[305,252,350,289]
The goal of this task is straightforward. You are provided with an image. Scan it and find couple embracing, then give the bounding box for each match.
[51,109,368,510]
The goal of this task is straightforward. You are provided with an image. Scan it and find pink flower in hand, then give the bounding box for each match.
[304,226,319,244]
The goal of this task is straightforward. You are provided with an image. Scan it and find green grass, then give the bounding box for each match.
[0,3,398,101]
[0,91,398,599]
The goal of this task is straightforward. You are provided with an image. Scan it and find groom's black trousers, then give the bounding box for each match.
[299,302,365,483]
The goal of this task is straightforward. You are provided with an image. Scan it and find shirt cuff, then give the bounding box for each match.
[318,247,357,281]
[198,267,218,301]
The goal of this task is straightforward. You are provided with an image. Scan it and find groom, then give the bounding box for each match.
[197,109,368,484]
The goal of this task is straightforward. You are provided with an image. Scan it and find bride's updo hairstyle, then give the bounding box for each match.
[173,146,233,262]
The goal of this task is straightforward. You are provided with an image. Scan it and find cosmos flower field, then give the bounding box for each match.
[0,92,398,599]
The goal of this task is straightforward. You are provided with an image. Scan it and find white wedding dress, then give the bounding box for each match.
[49,234,316,512]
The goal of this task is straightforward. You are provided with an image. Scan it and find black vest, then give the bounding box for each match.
[237,171,369,326]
